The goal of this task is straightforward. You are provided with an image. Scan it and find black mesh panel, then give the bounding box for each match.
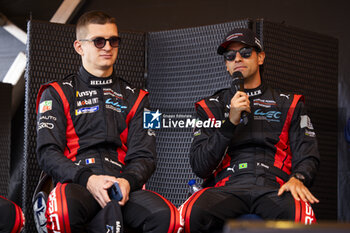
[256,20,338,220]
[0,83,12,197]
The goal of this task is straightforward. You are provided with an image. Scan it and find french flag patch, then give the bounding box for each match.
[85,158,95,164]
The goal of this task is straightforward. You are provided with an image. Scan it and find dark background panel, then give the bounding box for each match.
[257,20,338,220]
[0,83,12,197]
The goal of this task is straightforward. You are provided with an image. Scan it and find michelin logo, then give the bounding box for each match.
[75,105,99,116]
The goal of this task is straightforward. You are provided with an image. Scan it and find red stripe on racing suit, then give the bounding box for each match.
[273,95,303,186]
[46,183,71,233]
[37,83,80,161]
[117,89,148,165]
[294,199,316,224]
[196,100,231,187]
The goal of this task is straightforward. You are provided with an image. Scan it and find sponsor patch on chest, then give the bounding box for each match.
[254,108,281,122]
[253,99,277,108]
[75,105,99,115]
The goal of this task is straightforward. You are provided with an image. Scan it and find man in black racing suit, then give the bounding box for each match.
[180,28,320,233]
[36,11,180,233]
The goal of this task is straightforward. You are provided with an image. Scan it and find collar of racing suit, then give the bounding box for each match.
[224,82,268,104]
[78,66,117,88]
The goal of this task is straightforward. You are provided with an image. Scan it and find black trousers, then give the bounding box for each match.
[46,183,179,233]
[180,185,316,233]
[0,195,24,233]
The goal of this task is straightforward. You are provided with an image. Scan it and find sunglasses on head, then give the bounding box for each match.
[80,36,121,49]
[223,47,253,61]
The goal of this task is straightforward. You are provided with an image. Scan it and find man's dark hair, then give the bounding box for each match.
[76,11,117,39]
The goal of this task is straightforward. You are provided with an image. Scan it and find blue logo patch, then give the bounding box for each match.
[254,109,281,122]
[105,98,127,112]
[75,105,99,116]
[143,110,161,129]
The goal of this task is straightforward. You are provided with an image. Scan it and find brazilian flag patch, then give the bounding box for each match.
[239,163,248,169]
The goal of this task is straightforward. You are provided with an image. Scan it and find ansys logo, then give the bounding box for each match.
[143,110,162,129]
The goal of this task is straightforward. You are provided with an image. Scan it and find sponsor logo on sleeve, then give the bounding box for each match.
[38,122,54,130]
[39,100,52,113]
[300,115,314,130]
[38,115,57,122]
[300,115,316,137]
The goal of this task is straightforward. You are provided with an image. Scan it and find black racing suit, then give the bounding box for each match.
[36,67,180,233]
[0,195,24,233]
[180,83,320,233]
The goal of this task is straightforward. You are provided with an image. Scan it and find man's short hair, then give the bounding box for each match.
[76,11,117,39]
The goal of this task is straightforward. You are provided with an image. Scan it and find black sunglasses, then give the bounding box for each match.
[80,36,121,49]
[223,47,253,61]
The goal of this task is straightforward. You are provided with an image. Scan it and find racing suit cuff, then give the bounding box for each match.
[119,173,139,192]
[290,171,311,187]
[219,119,236,139]
[74,167,94,187]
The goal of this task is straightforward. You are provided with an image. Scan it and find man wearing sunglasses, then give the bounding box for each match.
[181,28,320,232]
[36,11,180,233]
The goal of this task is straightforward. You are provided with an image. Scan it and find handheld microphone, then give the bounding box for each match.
[231,71,249,125]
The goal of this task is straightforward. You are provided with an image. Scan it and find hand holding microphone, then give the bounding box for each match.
[229,71,250,125]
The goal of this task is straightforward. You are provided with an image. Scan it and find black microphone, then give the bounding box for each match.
[231,71,249,125]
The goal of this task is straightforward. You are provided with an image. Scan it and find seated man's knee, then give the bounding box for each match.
[294,200,317,224]
[46,183,98,232]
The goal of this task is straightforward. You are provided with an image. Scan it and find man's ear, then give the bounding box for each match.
[73,40,84,56]
[257,51,265,65]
